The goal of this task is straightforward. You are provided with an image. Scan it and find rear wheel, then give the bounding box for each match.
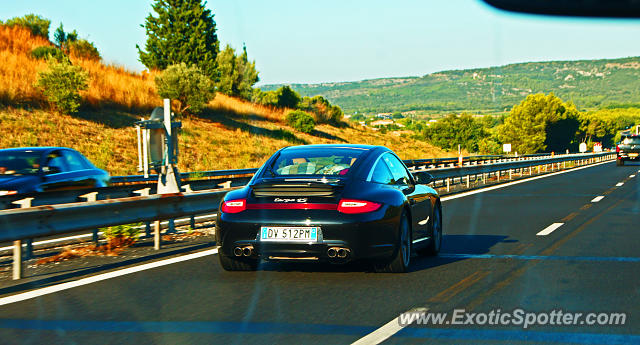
[617,158,624,166]
[418,202,442,256]
[375,211,411,273]
[219,253,258,271]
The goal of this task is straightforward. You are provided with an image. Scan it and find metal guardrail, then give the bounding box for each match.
[0,190,227,243]
[0,151,615,279]
[110,168,259,184]
[415,152,614,192]
[0,153,555,210]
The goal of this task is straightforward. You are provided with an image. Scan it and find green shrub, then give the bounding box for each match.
[155,63,215,115]
[69,39,101,60]
[5,14,51,38]
[34,58,89,114]
[253,86,300,108]
[298,95,343,125]
[31,46,67,61]
[286,110,315,133]
[102,223,141,241]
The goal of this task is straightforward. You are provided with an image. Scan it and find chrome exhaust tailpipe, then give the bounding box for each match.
[327,247,337,258]
[242,246,253,256]
[337,248,350,258]
[233,247,243,257]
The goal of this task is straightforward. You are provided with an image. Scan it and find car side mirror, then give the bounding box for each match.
[413,172,433,185]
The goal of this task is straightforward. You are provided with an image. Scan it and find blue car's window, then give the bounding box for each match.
[0,151,41,175]
[45,152,69,173]
[270,148,365,176]
[63,151,90,171]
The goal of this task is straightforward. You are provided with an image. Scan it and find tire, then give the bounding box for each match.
[219,253,258,271]
[375,211,411,273]
[418,202,442,256]
[616,159,624,166]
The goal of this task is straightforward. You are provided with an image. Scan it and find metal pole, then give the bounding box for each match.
[79,192,99,244]
[12,198,34,262]
[13,240,22,280]
[134,188,152,237]
[136,124,143,172]
[142,128,149,178]
[154,220,161,250]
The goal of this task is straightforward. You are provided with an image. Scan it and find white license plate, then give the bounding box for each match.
[260,226,318,242]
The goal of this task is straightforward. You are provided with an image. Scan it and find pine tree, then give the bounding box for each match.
[235,44,259,99]
[137,0,219,79]
[214,44,259,100]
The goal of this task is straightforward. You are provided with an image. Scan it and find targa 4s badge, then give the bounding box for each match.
[273,198,308,203]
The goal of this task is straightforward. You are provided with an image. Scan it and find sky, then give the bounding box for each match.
[4,0,640,85]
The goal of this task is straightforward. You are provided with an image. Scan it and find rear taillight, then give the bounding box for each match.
[616,145,620,153]
[221,199,246,213]
[337,199,381,214]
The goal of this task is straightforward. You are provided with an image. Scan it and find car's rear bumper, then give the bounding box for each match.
[617,153,640,160]
[216,208,399,262]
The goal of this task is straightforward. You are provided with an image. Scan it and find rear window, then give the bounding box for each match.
[268,148,366,176]
[622,137,640,145]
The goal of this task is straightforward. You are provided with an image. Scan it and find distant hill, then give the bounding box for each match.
[262,57,640,114]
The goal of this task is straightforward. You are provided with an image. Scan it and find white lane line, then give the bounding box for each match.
[591,196,605,203]
[441,159,612,202]
[0,248,218,307]
[536,223,564,236]
[616,182,624,187]
[630,175,636,178]
[351,308,427,345]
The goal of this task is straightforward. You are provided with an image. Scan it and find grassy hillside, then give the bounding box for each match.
[263,57,640,115]
[0,25,450,175]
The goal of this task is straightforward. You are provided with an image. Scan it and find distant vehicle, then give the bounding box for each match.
[216,144,442,273]
[616,135,640,166]
[0,147,110,195]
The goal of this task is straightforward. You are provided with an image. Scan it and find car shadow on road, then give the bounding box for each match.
[409,234,514,273]
[248,234,514,274]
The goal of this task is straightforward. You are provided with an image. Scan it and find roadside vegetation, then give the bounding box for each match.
[398,93,640,154]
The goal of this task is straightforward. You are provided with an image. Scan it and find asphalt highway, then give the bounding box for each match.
[0,160,638,345]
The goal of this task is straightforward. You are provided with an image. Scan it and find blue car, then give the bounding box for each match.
[0,147,110,195]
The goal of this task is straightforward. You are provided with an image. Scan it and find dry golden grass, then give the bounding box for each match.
[0,24,452,175]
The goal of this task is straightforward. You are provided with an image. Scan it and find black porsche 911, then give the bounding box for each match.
[216,144,442,273]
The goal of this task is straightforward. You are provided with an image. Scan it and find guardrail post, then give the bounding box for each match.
[509,169,512,180]
[218,181,232,189]
[466,175,470,188]
[13,240,22,280]
[12,198,34,276]
[496,170,500,181]
[446,178,450,192]
[182,184,196,229]
[79,192,100,244]
[133,188,152,237]
[154,220,161,250]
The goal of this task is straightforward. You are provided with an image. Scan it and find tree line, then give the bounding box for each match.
[409,93,640,154]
